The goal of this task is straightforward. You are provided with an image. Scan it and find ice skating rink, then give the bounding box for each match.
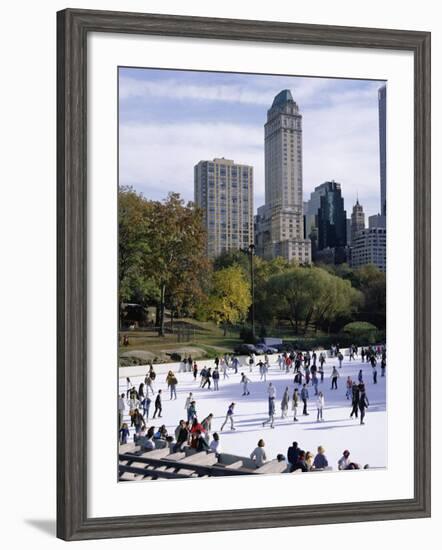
[119,354,386,470]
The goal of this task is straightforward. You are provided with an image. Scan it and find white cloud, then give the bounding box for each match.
[119,121,265,207]
[119,73,370,108]
[119,77,383,217]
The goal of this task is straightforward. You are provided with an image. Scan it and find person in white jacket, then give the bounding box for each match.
[250,439,267,468]
[338,449,351,470]
[316,391,325,422]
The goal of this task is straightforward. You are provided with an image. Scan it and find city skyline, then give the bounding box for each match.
[119,67,385,218]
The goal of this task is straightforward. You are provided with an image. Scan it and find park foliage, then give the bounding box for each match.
[119,188,386,338]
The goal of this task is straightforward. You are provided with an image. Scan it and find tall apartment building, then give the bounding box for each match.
[350,199,366,245]
[255,90,311,263]
[194,158,254,258]
[379,85,387,217]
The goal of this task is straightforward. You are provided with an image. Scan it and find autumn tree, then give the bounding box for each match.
[207,266,251,336]
[118,189,209,334]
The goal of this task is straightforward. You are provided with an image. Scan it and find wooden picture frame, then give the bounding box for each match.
[57,8,431,541]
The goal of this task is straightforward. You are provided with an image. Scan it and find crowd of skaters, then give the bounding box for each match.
[118,343,385,472]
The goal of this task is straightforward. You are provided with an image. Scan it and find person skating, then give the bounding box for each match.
[144,374,155,396]
[319,352,326,371]
[281,386,290,419]
[359,388,370,425]
[212,367,220,390]
[202,367,212,389]
[292,387,299,421]
[262,395,276,428]
[267,382,276,419]
[231,355,239,374]
[141,395,151,419]
[316,391,325,422]
[166,370,178,400]
[220,402,236,431]
[152,389,162,418]
[350,382,359,418]
[248,353,255,372]
[250,439,267,468]
[221,358,229,379]
[294,369,303,386]
[337,351,344,368]
[301,383,309,415]
[331,366,340,390]
[199,366,207,388]
[187,400,197,423]
[372,365,378,384]
[345,376,353,400]
[184,392,193,411]
[312,372,319,395]
[240,372,251,395]
[318,362,324,383]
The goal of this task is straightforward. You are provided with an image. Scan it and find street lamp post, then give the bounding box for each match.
[248,243,255,341]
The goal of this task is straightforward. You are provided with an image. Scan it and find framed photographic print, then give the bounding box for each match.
[57,8,431,541]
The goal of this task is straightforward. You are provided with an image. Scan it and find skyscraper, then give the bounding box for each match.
[379,85,387,217]
[255,90,311,263]
[194,158,253,258]
[350,199,366,245]
[305,180,347,263]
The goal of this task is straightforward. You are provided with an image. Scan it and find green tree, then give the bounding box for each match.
[352,265,386,329]
[264,265,361,334]
[207,266,251,336]
[118,187,157,326]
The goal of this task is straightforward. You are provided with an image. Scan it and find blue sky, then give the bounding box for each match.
[119,67,385,218]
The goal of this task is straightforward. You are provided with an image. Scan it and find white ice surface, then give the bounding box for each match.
[118,354,386,470]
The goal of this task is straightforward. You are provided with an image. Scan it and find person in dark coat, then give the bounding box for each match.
[301,384,309,415]
[287,441,301,471]
[359,389,370,425]
[292,451,309,472]
[173,421,189,452]
[350,382,359,418]
[153,389,162,418]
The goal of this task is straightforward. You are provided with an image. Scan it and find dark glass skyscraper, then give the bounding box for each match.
[306,180,347,264]
[315,181,347,250]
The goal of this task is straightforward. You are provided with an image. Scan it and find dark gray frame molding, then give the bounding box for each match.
[57,8,431,541]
